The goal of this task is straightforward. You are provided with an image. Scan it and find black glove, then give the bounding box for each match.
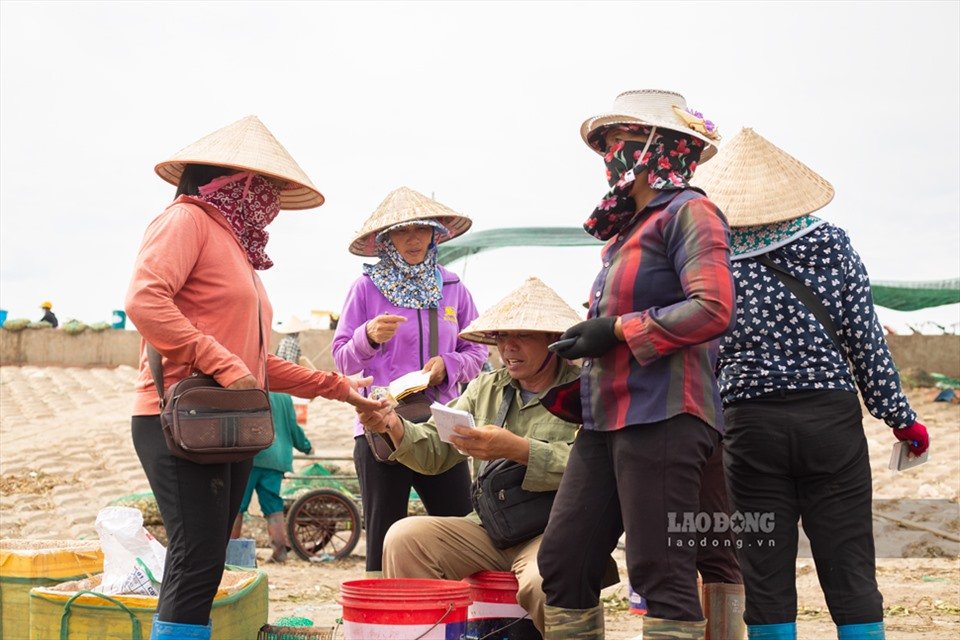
[556,317,619,360]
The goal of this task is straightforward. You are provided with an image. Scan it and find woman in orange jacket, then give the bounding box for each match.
[125,116,381,640]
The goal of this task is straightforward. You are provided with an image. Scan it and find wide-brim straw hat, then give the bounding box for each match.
[349,187,472,257]
[459,277,584,345]
[275,315,312,334]
[155,116,324,210]
[690,128,835,227]
[581,89,720,162]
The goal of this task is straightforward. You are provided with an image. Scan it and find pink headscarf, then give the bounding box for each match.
[190,172,282,270]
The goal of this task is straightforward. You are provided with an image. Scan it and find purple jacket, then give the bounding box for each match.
[333,265,489,436]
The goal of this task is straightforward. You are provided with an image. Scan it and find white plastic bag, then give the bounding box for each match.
[94,506,166,595]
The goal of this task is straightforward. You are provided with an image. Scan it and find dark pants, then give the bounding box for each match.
[697,443,743,585]
[132,416,252,625]
[538,414,719,620]
[354,435,472,572]
[723,389,882,625]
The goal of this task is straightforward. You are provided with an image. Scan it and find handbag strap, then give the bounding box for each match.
[477,387,515,476]
[493,388,514,428]
[147,271,268,407]
[755,253,843,353]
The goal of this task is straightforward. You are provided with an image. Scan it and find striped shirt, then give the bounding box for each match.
[580,188,735,434]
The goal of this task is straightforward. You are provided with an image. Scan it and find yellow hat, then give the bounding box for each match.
[40,301,53,309]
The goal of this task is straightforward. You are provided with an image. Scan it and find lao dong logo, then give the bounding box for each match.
[667,511,775,534]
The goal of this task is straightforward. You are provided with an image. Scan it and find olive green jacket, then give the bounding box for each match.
[389,359,581,493]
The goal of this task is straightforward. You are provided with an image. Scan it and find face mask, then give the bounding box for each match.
[603,138,653,188]
[194,172,282,269]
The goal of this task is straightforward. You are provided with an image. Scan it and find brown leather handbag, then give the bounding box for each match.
[364,307,438,463]
[148,298,274,465]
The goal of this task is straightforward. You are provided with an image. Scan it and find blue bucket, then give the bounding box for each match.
[0,309,7,326]
[226,538,257,568]
[111,309,127,330]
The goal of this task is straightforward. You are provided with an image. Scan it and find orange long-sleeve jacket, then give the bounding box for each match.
[125,196,349,416]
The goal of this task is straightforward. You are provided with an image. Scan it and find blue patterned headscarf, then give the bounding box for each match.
[362,221,448,309]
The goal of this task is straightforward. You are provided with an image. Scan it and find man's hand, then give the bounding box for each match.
[422,356,448,387]
[227,375,258,390]
[343,376,388,411]
[365,314,407,346]
[357,404,404,446]
[449,425,529,463]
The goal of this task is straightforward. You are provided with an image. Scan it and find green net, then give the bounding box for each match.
[438,227,959,312]
[437,227,601,265]
[281,463,355,498]
[871,279,960,311]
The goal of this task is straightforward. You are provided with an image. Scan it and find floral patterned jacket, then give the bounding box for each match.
[717,220,916,429]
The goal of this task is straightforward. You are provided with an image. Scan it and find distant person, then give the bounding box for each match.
[333,186,488,576]
[39,301,58,328]
[694,128,929,640]
[231,392,312,563]
[125,116,382,640]
[275,315,311,363]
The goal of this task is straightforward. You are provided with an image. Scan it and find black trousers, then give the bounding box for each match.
[697,443,743,585]
[354,435,472,572]
[723,389,883,625]
[538,414,720,620]
[132,416,252,625]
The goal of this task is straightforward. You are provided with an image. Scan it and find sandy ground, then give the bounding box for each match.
[1,365,958,638]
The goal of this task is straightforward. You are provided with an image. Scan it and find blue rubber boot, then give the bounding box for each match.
[837,622,885,640]
[149,615,212,640]
[747,622,797,640]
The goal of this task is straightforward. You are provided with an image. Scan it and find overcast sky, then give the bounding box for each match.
[1,1,958,333]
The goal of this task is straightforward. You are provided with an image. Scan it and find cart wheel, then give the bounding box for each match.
[286,488,362,561]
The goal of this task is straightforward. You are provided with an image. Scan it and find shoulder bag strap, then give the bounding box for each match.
[146,345,166,409]
[477,387,515,477]
[755,253,843,353]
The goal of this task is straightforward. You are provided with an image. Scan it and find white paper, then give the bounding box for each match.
[888,441,929,472]
[389,370,431,400]
[429,401,476,444]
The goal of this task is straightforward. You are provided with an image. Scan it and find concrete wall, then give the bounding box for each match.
[0,328,338,371]
[2,329,957,379]
[0,328,142,368]
[886,335,960,379]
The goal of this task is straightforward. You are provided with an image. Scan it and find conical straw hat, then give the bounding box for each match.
[155,115,324,210]
[274,315,312,334]
[349,187,472,256]
[460,277,584,345]
[690,128,834,228]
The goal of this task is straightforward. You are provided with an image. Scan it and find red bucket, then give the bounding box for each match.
[340,578,472,639]
[293,402,308,426]
[465,571,541,639]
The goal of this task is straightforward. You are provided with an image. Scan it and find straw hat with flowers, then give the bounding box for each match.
[581,89,721,161]
[155,115,324,210]
[459,277,584,345]
[691,128,834,228]
[349,187,472,257]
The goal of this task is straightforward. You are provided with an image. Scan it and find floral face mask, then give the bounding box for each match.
[193,172,282,270]
[583,125,705,241]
